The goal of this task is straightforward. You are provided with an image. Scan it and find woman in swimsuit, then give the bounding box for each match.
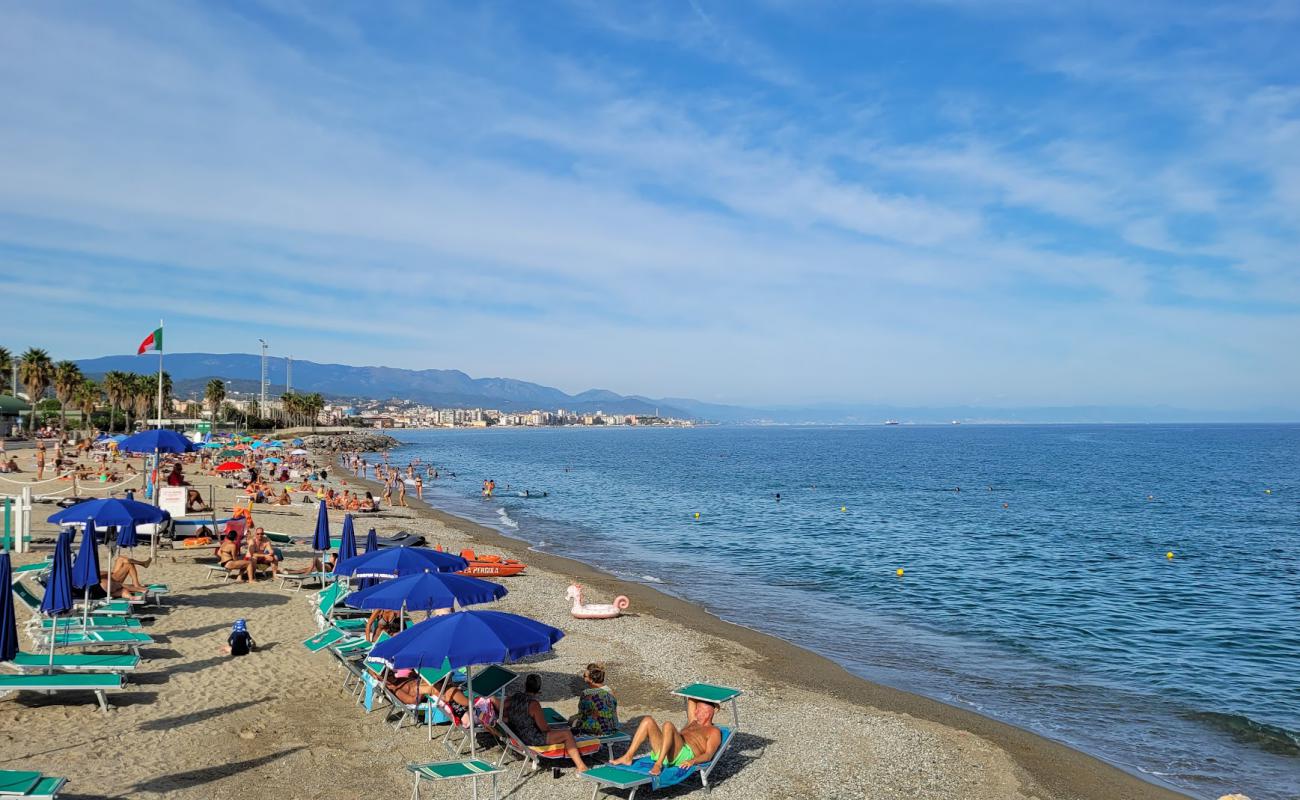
[503,674,590,772]
[216,532,252,581]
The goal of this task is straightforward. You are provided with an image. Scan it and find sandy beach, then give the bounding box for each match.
[1,444,1194,800]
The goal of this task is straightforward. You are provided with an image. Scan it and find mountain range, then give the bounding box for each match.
[74,353,1299,424]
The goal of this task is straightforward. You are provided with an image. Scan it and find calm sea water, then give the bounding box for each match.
[370,425,1299,799]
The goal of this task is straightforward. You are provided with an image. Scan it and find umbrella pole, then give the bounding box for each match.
[150,450,159,562]
[468,664,477,760]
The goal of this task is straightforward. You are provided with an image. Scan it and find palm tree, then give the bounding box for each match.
[18,348,54,432]
[0,346,11,395]
[52,361,83,434]
[302,392,325,432]
[205,379,226,424]
[75,380,101,434]
[281,390,299,427]
[130,374,154,428]
[103,371,131,433]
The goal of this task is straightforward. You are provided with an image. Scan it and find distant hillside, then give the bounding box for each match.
[75,353,695,417]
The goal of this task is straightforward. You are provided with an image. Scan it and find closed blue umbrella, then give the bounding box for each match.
[339,515,358,564]
[0,553,17,663]
[367,610,564,757]
[71,519,102,629]
[116,521,140,550]
[333,547,468,580]
[39,531,75,616]
[344,571,506,613]
[40,530,75,668]
[355,528,380,590]
[311,501,331,552]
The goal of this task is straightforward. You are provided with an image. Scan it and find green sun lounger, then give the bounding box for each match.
[12,561,52,575]
[33,630,154,658]
[12,582,133,618]
[407,759,504,800]
[6,651,140,674]
[0,672,126,712]
[579,683,743,800]
[31,616,143,632]
[302,627,353,653]
[0,769,67,799]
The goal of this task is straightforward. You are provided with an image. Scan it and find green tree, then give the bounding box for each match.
[18,348,54,432]
[0,346,11,395]
[103,371,131,433]
[205,379,226,424]
[52,360,83,434]
[75,379,101,434]
[302,392,325,432]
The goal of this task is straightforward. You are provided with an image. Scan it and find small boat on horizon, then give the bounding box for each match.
[884,420,900,426]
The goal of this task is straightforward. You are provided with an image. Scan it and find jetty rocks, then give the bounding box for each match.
[299,431,400,453]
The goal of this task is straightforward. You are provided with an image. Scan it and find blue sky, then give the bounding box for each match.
[1,1,1297,410]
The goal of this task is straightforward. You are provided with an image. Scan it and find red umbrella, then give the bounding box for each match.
[215,461,246,473]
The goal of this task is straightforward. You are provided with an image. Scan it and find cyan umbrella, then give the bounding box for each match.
[263,457,281,464]
[39,530,75,668]
[367,610,564,757]
[333,547,468,580]
[71,519,102,629]
[339,515,358,564]
[344,571,506,614]
[203,441,223,449]
[0,553,18,664]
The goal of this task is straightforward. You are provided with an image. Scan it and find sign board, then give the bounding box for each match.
[196,422,211,434]
[159,486,187,518]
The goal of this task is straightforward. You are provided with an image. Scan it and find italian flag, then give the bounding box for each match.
[137,326,163,355]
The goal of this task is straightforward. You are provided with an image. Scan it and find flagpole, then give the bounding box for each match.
[156,319,164,430]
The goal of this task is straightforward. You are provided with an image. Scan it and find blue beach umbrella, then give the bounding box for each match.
[117,429,195,454]
[0,553,18,664]
[339,515,358,564]
[116,521,140,550]
[48,497,169,529]
[344,571,506,614]
[312,501,331,552]
[292,438,304,446]
[333,547,468,580]
[367,610,564,756]
[71,519,102,628]
[355,527,380,590]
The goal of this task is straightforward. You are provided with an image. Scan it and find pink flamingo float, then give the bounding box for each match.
[565,584,630,619]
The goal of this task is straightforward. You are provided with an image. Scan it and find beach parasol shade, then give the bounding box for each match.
[203,442,223,449]
[311,501,331,552]
[368,610,563,671]
[344,571,506,614]
[217,449,241,459]
[339,514,358,563]
[290,449,308,456]
[39,531,75,616]
[71,521,101,591]
[333,547,468,579]
[215,461,246,473]
[118,429,195,454]
[263,457,282,464]
[0,553,18,662]
[48,497,169,529]
[291,438,304,446]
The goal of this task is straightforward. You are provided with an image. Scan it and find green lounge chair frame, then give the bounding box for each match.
[579,683,742,800]
[13,561,52,575]
[32,629,154,658]
[491,717,605,782]
[6,651,140,674]
[0,769,67,799]
[429,664,518,751]
[0,672,126,712]
[29,616,143,633]
[407,759,503,800]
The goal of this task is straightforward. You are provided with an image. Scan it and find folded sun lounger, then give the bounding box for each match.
[6,651,141,674]
[578,683,742,800]
[0,769,68,799]
[0,672,126,712]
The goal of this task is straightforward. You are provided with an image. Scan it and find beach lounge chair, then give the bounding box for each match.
[407,759,504,800]
[32,630,154,658]
[0,769,67,799]
[424,663,517,749]
[0,672,126,712]
[578,683,742,800]
[12,581,133,618]
[27,616,144,633]
[312,582,367,632]
[302,626,357,653]
[12,560,52,576]
[5,651,140,674]
[491,717,604,780]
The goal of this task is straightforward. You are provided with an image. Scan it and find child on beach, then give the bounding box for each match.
[224,619,256,657]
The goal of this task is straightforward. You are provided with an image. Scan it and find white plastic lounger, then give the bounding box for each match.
[579,683,742,800]
[0,672,126,712]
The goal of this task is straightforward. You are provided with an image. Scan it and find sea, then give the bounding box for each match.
[366,424,1299,800]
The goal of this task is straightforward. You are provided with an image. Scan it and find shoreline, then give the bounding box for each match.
[343,462,1194,800]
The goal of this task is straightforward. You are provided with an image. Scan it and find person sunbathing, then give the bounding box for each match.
[365,609,401,642]
[275,488,292,506]
[609,698,722,776]
[297,479,313,492]
[284,551,336,575]
[570,663,619,736]
[503,673,590,772]
[246,528,279,580]
[100,554,153,598]
[216,532,252,581]
[186,488,210,512]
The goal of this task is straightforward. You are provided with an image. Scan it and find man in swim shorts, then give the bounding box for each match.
[609,698,722,776]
